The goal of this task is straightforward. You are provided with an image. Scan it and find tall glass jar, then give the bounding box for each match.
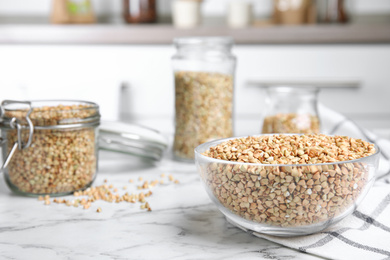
[0,100,100,197]
[172,37,236,161]
[261,86,320,134]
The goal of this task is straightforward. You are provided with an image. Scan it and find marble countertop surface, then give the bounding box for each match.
[0,152,323,260]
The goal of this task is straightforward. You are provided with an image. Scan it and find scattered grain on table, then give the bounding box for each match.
[39,173,180,213]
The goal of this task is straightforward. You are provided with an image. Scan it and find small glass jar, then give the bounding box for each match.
[172,37,236,161]
[317,0,349,24]
[123,0,157,23]
[0,100,100,197]
[261,86,320,134]
[172,0,202,28]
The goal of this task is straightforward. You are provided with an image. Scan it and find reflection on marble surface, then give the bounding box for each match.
[0,151,323,259]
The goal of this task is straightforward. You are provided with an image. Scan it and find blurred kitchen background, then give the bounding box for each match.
[0,0,389,139]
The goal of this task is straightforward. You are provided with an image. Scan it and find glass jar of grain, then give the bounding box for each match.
[261,86,320,134]
[172,37,236,161]
[0,100,100,196]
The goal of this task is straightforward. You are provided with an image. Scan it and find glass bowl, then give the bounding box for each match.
[194,135,380,237]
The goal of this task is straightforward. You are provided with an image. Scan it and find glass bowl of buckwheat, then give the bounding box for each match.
[195,134,380,236]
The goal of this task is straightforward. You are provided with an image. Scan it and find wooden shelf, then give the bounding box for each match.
[0,23,389,45]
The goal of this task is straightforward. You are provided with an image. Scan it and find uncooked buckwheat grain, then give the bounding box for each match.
[262,113,320,134]
[4,104,98,195]
[174,71,233,160]
[200,134,376,227]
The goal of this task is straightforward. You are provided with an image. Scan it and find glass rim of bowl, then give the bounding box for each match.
[194,134,381,167]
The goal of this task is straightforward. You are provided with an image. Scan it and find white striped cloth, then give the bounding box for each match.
[254,104,390,260]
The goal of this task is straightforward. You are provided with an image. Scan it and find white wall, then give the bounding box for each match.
[0,44,389,136]
[0,1,389,136]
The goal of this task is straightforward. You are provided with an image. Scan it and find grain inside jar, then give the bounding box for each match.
[174,71,234,160]
[262,113,320,134]
[1,102,100,196]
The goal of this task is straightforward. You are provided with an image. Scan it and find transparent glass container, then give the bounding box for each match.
[172,37,236,162]
[195,135,380,236]
[123,0,157,23]
[261,86,320,134]
[0,100,100,197]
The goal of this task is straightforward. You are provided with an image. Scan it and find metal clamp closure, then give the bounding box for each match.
[0,100,35,173]
[1,100,34,150]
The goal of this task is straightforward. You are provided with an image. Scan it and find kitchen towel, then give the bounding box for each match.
[319,104,390,181]
[254,104,390,260]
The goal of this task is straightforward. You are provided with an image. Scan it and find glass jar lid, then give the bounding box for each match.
[0,100,100,128]
[98,121,168,161]
[173,37,234,48]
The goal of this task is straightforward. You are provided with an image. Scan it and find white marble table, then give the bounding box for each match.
[0,151,323,260]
